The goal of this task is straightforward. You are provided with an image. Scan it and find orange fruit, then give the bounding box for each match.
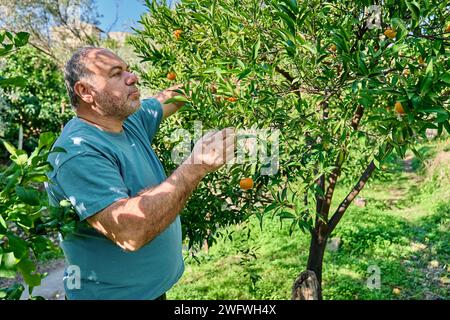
[402,68,410,76]
[239,178,254,190]
[445,25,450,33]
[174,29,182,40]
[392,287,401,295]
[167,72,176,81]
[394,101,405,114]
[225,97,238,102]
[329,44,337,52]
[383,28,397,39]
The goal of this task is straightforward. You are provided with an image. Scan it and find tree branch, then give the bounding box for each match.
[319,104,365,221]
[327,160,375,233]
[327,144,393,234]
[275,65,294,83]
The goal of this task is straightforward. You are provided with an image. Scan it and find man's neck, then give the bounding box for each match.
[76,113,124,133]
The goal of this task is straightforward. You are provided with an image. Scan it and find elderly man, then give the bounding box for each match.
[45,47,235,300]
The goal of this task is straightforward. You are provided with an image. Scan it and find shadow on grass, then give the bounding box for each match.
[325,201,449,300]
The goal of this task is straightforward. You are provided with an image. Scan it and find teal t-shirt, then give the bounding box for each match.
[45,98,184,300]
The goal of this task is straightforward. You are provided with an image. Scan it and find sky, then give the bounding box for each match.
[94,0,149,32]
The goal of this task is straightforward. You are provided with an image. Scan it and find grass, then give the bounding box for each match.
[167,137,450,300]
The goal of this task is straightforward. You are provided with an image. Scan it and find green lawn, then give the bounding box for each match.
[167,138,450,300]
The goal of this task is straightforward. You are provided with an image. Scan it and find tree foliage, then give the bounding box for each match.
[0,47,73,155]
[130,0,450,297]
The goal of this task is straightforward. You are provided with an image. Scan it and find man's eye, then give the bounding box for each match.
[113,72,121,77]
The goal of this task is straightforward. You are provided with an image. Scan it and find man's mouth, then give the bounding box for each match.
[129,90,140,97]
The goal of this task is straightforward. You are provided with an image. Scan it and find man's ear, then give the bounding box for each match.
[74,81,94,104]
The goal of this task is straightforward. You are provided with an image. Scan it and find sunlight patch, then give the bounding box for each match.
[71,137,84,145]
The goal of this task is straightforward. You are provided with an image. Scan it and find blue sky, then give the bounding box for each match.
[94,0,148,32]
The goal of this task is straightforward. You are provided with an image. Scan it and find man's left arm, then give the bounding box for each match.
[154,84,187,120]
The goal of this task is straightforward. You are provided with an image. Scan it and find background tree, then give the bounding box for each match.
[130,0,450,299]
[0,0,102,67]
[0,47,73,157]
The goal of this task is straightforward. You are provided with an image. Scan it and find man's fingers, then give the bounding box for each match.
[224,145,235,163]
[201,130,219,146]
[222,127,235,138]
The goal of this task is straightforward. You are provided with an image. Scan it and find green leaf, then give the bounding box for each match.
[281,187,288,201]
[38,132,56,150]
[264,203,278,214]
[163,95,189,104]
[440,72,450,84]
[15,186,41,206]
[13,32,29,47]
[11,153,28,166]
[0,283,25,300]
[405,1,420,27]
[49,146,66,154]
[6,234,29,261]
[420,76,433,96]
[276,12,296,37]
[443,121,450,135]
[373,157,380,169]
[391,18,408,39]
[0,215,6,230]
[286,0,298,14]
[17,258,42,288]
[252,38,260,61]
[1,251,18,270]
[0,76,27,87]
[238,68,252,80]
[278,211,296,219]
[420,107,448,115]
[425,59,433,76]
[2,141,17,157]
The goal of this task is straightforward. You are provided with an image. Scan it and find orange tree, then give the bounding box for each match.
[130,0,450,299]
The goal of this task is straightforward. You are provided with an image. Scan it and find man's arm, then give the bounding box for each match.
[154,84,186,120]
[87,161,204,252]
[87,128,235,252]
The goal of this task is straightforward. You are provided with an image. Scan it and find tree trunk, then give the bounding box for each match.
[18,124,23,150]
[291,270,319,300]
[292,232,327,300]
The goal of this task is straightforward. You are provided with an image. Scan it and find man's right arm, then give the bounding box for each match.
[87,128,235,252]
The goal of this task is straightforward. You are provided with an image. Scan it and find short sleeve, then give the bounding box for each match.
[131,98,163,143]
[54,152,130,221]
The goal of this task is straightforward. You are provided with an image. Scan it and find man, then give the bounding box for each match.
[45,47,235,300]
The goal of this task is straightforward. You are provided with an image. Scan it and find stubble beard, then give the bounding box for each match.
[97,91,141,121]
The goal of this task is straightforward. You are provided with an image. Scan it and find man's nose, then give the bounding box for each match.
[126,72,139,86]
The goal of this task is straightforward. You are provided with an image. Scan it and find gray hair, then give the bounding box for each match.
[64,47,98,108]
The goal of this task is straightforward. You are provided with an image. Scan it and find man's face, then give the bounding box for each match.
[83,49,141,120]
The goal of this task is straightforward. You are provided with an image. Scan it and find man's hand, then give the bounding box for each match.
[184,128,236,175]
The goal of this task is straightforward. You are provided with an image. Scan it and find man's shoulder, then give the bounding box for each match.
[47,118,112,172]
